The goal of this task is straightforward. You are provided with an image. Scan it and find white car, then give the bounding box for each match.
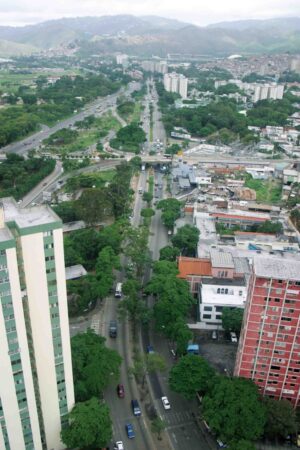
[230,332,238,343]
[114,442,124,450]
[161,396,171,410]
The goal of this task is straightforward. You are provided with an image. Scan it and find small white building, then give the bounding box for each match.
[199,277,247,327]
[245,166,274,180]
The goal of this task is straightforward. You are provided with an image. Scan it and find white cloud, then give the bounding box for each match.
[0,0,299,26]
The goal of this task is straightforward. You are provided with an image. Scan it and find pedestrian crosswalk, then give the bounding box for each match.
[161,410,195,428]
[90,316,100,334]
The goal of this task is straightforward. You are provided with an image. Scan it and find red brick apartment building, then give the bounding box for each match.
[234,256,300,407]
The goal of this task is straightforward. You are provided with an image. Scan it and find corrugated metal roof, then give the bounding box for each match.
[210,249,235,269]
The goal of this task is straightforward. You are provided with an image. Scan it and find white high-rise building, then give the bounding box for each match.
[163,72,188,99]
[116,54,128,66]
[252,83,284,102]
[0,198,74,450]
[141,60,168,74]
[178,75,188,99]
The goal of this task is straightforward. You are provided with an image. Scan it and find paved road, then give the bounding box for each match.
[22,159,121,207]
[0,81,140,156]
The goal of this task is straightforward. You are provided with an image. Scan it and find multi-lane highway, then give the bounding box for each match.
[0,81,140,156]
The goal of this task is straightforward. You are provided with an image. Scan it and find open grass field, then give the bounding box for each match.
[245,177,282,203]
[0,69,82,94]
[44,112,121,156]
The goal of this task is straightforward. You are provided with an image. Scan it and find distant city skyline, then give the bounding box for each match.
[0,0,299,27]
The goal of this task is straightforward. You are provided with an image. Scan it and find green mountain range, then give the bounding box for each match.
[0,15,299,57]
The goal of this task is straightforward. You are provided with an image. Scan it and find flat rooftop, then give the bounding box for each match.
[0,227,13,243]
[254,255,300,280]
[2,198,60,229]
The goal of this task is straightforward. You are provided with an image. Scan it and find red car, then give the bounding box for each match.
[117,384,125,398]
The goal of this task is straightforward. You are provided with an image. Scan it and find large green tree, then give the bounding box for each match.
[123,226,151,277]
[63,228,101,270]
[75,188,112,226]
[202,377,266,443]
[95,246,120,300]
[221,307,244,334]
[61,398,112,449]
[118,279,150,327]
[263,398,297,441]
[159,245,180,262]
[169,354,216,399]
[146,261,194,352]
[67,274,100,316]
[130,353,166,388]
[171,224,200,256]
[71,329,122,401]
[157,198,181,229]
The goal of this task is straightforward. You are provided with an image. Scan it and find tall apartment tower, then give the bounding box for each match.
[163,72,188,99]
[178,75,188,99]
[234,256,300,407]
[0,198,74,449]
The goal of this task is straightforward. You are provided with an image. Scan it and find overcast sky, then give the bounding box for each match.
[0,0,299,27]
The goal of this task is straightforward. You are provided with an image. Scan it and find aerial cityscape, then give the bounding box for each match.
[0,1,300,450]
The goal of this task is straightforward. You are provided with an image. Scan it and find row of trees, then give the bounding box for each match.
[145,261,194,354]
[169,354,298,447]
[61,330,122,448]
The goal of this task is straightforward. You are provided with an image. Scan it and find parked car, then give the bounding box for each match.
[230,332,238,343]
[125,423,135,439]
[117,384,125,398]
[161,396,171,410]
[114,442,124,450]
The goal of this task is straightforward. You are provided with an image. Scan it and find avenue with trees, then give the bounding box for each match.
[156,198,182,229]
[145,261,194,354]
[71,330,122,401]
[0,73,120,147]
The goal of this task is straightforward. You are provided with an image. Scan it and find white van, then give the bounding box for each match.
[115,283,122,298]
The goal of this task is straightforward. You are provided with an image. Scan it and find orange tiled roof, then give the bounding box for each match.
[177,256,212,278]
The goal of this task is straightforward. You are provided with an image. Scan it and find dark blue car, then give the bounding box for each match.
[125,423,135,439]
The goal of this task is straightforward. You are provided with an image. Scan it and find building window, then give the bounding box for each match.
[203,314,211,319]
[43,231,53,237]
[217,288,220,294]
[274,298,280,303]
[204,306,212,311]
